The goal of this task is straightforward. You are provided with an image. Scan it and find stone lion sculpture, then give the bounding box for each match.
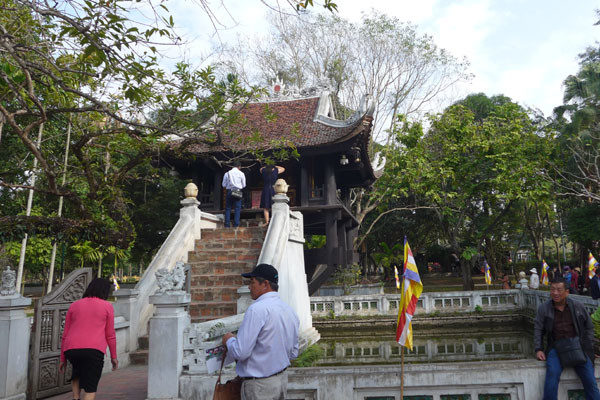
[1,266,17,296]
[155,261,186,295]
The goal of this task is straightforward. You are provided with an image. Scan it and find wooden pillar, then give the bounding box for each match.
[340,187,349,208]
[347,226,359,264]
[300,159,309,207]
[325,212,338,265]
[337,220,347,267]
[213,169,223,210]
[324,160,336,205]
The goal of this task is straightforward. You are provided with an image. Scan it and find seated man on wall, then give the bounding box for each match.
[534,276,600,400]
[222,264,299,400]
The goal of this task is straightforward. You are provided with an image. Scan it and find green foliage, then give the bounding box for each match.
[0,0,294,283]
[305,235,326,249]
[461,247,478,261]
[331,263,362,294]
[474,305,483,313]
[373,242,403,275]
[4,237,52,280]
[70,241,102,269]
[565,204,600,250]
[372,94,553,289]
[291,344,325,367]
[591,306,600,338]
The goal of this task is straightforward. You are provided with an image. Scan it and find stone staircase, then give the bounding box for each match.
[127,222,266,364]
[129,334,149,365]
[188,224,266,322]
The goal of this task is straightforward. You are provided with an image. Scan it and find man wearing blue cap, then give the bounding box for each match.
[222,264,299,400]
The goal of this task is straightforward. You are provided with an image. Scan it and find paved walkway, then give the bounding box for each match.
[45,365,148,400]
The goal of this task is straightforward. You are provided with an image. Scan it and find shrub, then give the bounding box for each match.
[291,344,324,367]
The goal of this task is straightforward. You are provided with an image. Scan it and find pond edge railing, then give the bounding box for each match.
[308,289,600,318]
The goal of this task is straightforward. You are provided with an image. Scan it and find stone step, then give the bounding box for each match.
[138,335,149,350]
[129,349,148,365]
[188,251,260,263]
[193,241,264,252]
[189,261,255,275]
[189,302,237,321]
[200,227,266,241]
[190,275,244,287]
[191,288,239,302]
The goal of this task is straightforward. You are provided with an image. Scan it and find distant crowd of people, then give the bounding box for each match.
[509,264,600,300]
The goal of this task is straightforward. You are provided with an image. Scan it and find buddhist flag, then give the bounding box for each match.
[541,260,549,286]
[484,261,492,285]
[396,238,423,350]
[112,275,120,291]
[588,253,599,279]
[394,265,400,289]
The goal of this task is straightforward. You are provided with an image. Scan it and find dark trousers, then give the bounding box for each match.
[543,348,600,399]
[225,190,242,227]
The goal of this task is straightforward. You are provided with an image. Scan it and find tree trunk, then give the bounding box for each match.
[461,258,474,291]
[545,212,561,268]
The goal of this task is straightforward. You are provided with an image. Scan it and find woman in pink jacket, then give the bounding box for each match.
[59,278,118,400]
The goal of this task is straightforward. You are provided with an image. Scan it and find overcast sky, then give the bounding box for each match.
[169,0,600,117]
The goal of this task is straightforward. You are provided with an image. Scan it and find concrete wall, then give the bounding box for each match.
[179,360,600,400]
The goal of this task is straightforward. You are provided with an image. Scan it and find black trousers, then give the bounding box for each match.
[65,348,105,393]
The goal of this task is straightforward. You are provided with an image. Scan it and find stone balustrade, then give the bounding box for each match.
[310,289,521,317]
[310,288,600,318]
[521,289,599,315]
[182,314,244,375]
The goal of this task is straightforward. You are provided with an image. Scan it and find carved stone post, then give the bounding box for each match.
[112,288,140,353]
[0,266,31,400]
[147,262,190,400]
[236,286,251,314]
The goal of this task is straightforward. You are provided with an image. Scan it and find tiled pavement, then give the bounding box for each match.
[45,365,148,400]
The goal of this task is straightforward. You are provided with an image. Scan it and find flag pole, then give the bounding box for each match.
[400,346,404,398]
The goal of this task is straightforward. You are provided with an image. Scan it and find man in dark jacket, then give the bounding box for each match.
[591,269,600,300]
[534,277,600,399]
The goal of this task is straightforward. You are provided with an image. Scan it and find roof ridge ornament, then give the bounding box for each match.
[257,77,333,102]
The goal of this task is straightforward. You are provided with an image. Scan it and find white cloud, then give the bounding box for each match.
[427,0,497,60]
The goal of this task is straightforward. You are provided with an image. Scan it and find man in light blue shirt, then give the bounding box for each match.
[222,264,299,400]
[222,160,246,227]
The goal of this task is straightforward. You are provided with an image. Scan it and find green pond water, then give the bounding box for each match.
[315,321,534,366]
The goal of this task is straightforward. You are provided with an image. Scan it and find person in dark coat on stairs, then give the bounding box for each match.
[259,163,284,226]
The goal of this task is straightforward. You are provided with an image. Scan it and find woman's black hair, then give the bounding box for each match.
[263,162,274,173]
[82,277,112,300]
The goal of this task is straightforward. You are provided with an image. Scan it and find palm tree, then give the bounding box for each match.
[105,245,128,278]
[71,241,102,269]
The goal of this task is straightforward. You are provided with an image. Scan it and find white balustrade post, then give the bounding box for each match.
[0,266,31,400]
[472,292,482,311]
[423,293,432,314]
[112,289,140,352]
[147,292,190,400]
[335,298,343,316]
[382,296,389,314]
[237,286,252,314]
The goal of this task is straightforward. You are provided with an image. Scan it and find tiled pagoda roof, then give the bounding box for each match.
[177,95,372,154]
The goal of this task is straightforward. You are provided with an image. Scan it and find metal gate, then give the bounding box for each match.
[28,268,93,399]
